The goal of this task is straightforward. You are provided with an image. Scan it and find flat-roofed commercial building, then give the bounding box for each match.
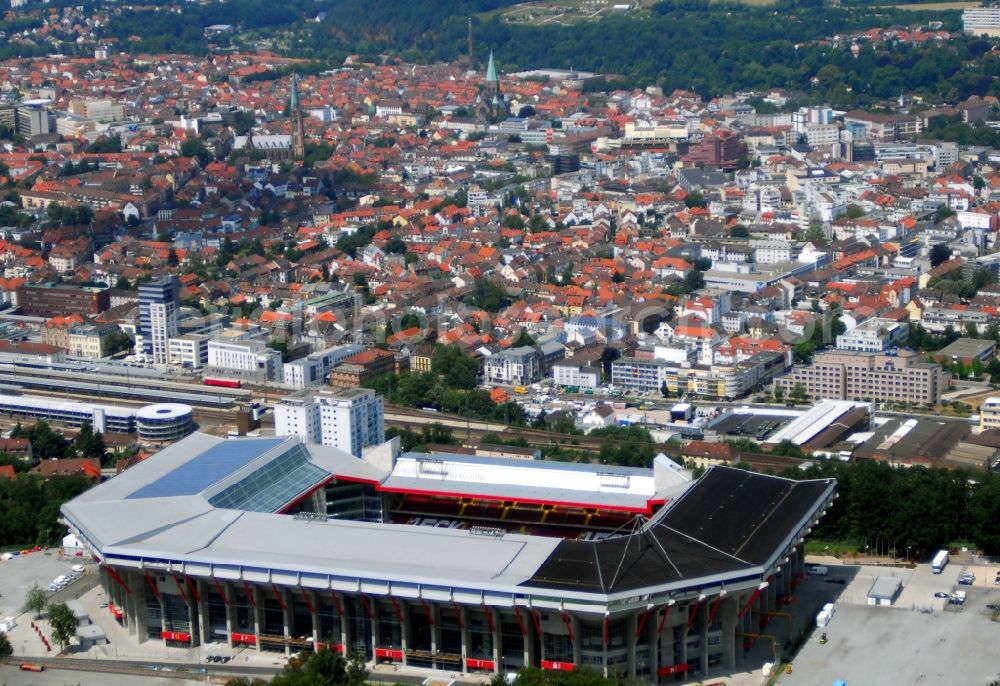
[62,433,835,683]
[17,283,110,317]
[775,350,947,406]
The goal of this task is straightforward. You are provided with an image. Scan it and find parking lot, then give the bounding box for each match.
[780,561,1000,685]
[0,549,95,621]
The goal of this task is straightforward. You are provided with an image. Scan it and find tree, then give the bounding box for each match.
[180,138,213,167]
[0,631,10,657]
[684,191,707,209]
[384,236,406,254]
[513,330,536,348]
[730,224,749,238]
[399,313,421,330]
[970,475,1000,555]
[790,382,808,405]
[115,276,131,290]
[24,584,47,618]
[773,384,785,403]
[48,602,77,653]
[431,345,478,389]
[805,222,825,242]
[843,204,865,219]
[929,243,952,267]
[74,421,106,459]
[934,204,957,224]
[682,268,704,293]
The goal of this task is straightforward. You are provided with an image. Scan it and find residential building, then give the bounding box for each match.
[774,350,947,405]
[551,361,601,389]
[66,323,119,358]
[980,397,1000,431]
[207,339,283,382]
[282,344,364,388]
[964,6,1000,36]
[68,98,124,123]
[138,277,180,365]
[484,346,541,385]
[274,387,384,457]
[329,349,397,388]
[835,318,909,353]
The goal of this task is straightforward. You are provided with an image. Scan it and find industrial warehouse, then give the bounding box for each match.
[60,433,836,683]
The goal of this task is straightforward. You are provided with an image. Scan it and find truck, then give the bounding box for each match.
[932,549,949,574]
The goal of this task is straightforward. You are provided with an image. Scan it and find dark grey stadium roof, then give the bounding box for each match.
[523,467,834,594]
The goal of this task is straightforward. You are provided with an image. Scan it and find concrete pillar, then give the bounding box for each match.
[133,572,149,643]
[458,604,469,671]
[601,614,609,678]
[626,613,637,678]
[522,609,533,669]
[252,586,263,652]
[489,608,501,675]
[309,592,319,649]
[198,580,211,648]
[368,598,378,662]
[123,571,138,636]
[429,603,440,662]
[721,597,738,671]
[649,608,660,681]
[339,598,348,656]
[400,602,412,666]
[281,588,293,657]
[224,582,236,650]
[571,614,581,669]
[185,583,199,648]
[698,600,709,677]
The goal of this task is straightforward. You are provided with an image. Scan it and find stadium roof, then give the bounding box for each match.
[63,434,835,605]
[380,452,687,512]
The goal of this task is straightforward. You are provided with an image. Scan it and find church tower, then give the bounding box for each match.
[479,51,508,121]
[290,73,305,159]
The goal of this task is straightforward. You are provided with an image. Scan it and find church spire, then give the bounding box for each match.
[485,51,498,83]
[290,73,305,159]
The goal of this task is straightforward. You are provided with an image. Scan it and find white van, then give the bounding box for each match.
[807,565,829,576]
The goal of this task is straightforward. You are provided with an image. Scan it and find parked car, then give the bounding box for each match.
[934,592,949,598]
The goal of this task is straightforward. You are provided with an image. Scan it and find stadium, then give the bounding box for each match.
[61,433,836,683]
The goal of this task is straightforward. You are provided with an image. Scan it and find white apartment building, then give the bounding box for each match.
[835,318,909,353]
[168,334,209,367]
[274,388,384,457]
[282,344,364,388]
[803,124,840,148]
[68,98,125,123]
[980,397,1000,430]
[551,362,600,389]
[749,240,794,265]
[207,339,283,382]
[964,6,1000,36]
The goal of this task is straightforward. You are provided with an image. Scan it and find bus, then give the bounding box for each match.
[931,549,949,574]
[19,663,44,672]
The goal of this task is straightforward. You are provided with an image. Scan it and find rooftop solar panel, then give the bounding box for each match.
[126,438,288,500]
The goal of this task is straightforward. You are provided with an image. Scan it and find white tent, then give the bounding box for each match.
[62,533,83,550]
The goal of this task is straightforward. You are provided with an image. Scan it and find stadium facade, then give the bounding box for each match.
[61,434,836,683]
